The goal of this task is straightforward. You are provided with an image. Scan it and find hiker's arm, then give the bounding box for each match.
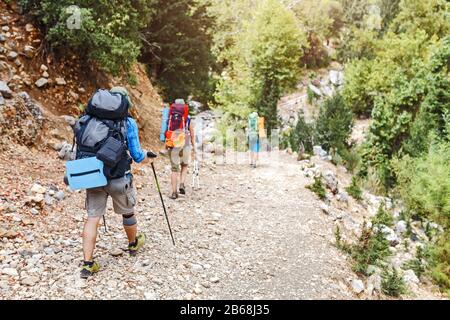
[126,118,147,164]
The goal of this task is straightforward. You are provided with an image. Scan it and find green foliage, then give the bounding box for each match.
[391,0,450,38]
[345,222,391,275]
[335,225,352,253]
[288,111,315,153]
[290,0,343,68]
[342,30,431,116]
[341,58,375,115]
[381,267,407,297]
[306,86,318,105]
[340,146,362,173]
[360,36,450,190]
[306,176,327,200]
[372,202,394,227]
[336,27,378,63]
[346,176,363,200]
[392,139,450,226]
[402,246,427,278]
[246,0,305,133]
[211,0,306,131]
[20,0,154,75]
[141,0,216,103]
[428,235,450,291]
[315,94,354,152]
[292,0,343,41]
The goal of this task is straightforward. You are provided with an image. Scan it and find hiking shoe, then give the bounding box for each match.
[169,192,178,200]
[80,261,100,279]
[128,233,146,256]
[179,184,186,195]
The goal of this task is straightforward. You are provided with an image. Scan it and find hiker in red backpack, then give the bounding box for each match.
[165,99,195,199]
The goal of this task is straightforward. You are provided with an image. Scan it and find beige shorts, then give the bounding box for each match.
[85,174,137,217]
[168,146,191,172]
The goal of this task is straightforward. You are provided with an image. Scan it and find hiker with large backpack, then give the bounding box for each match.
[162,99,195,199]
[68,87,155,279]
[248,111,264,168]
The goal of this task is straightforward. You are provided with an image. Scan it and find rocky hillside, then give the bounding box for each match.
[0,1,163,153]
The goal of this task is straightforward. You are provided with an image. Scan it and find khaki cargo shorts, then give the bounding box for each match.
[86,174,137,217]
[168,146,192,172]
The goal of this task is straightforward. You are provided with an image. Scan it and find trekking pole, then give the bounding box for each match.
[147,152,176,246]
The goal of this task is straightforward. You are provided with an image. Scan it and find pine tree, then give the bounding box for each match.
[141,0,216,103]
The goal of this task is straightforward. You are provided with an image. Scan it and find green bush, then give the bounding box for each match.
[429,235,450,291]
[288,110,315,154]
[315,94,354,152]
[381,267,407,297]
[351,225,391,275]
[337,222,391,276]
[402,246,427,278]
[360,36,450,190]
[372,203,394,227]
[346,176,363,201]
[20,0,153,75]
[306,176,327,200]
[340,146,361,173]
[393,140,449,225]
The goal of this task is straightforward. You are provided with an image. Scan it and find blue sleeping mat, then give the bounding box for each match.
[66,157,108,190]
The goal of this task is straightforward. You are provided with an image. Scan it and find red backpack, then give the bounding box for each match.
[165,103,189,148]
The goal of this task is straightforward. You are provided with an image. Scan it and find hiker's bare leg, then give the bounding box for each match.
[180,164,188,185]
[171,171,178,193]
[123,223,137,244]
[83,216,101,261]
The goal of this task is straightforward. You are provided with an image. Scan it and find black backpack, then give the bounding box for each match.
[74,90,132,180]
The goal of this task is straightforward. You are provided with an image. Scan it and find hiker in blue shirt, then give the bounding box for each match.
[78,87,153,278]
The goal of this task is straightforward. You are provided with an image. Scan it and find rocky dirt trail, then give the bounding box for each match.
[1,146,446,300]
[1,148,360,300]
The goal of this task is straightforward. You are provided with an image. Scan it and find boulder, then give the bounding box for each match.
[0,34,6,43]
[336,191,349,203]
[20,276,40,286]
[313,146,327,158]
[351,279,365,294]
[324,171,339,194]
[395,220,407,235]
[30,183,46,194]
[308,84,322,96]
[7,51,18,61]
[54,191,65,201]
[403,269,420,289]
[35,78,48,88]
[61,115,76,126]
[55,77,67,86]
[381,225,399,246]
[320,203,330,215]
[58,142,74,160]
[321,85,334,97]
[0,81,12,98]
[368,273,382,292]
[1,268,18,277]
[25,24,35,33]
[329,70,344,86]
[23,45,35,59]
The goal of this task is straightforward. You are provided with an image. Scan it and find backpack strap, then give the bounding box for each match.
[168,104,174,131]
[183,104,189,122]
